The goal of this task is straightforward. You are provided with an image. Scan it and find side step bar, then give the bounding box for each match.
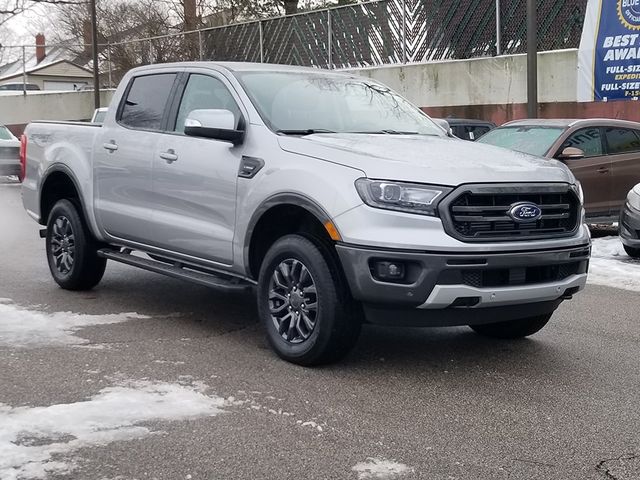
[98,249,254,293]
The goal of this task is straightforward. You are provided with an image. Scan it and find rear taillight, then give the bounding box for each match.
[19,134,27,182]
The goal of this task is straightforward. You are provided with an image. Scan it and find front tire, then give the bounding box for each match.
[46,199,106,290]
[623,244,640,259]
[257,234,361,366]
[469,313,552,339]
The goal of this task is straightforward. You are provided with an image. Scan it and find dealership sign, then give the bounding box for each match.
[578,0,640,101]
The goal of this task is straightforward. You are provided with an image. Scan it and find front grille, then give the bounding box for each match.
[441,184,581,242]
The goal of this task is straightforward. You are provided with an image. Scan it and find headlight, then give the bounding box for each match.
[355,178,452,216]
[628,185,640,211]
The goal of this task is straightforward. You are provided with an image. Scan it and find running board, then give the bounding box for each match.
[98,249,253,292]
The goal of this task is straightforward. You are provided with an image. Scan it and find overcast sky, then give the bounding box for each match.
[1,4,54,46]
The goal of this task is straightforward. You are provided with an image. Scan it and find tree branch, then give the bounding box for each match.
[1,0,87,28]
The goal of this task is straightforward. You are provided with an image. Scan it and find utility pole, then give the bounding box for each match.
[90,0,100,109]
[184,0,198,60]
[184,0,197,29]
[283,0,299,15]
[22,46,26,96]
[495,0,501,55]
[526,0,537,118]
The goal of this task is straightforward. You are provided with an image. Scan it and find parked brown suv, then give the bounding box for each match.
[478,119,640,222]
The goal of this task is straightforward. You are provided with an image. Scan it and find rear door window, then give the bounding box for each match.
[562,128,603,157]
[119,74,177,130]
[604,127,640,154]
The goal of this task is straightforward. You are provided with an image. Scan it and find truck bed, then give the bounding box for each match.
[21,120,103,225]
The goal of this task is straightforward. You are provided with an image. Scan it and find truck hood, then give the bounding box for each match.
[278,134,575,185]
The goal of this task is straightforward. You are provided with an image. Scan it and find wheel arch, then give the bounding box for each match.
[244,193,341,280]
[39,165,88,226]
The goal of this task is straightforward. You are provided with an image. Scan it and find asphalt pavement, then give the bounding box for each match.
[0,178,638,480]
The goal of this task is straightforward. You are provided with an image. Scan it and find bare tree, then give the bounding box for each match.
[52,0,183,84]
[28,0,359,82]
[0,0,85,26]
[202,0,354,23]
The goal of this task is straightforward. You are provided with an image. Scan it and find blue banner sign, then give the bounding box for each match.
[578,0,640,101]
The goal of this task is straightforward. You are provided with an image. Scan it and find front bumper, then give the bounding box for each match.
[336,242,590,327]
[419,274,586,309]
[620,202,640,248]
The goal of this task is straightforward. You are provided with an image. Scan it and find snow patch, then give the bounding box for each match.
[73,343,113,350]
[298,420,324,432]
[352,458,414,479]
[0,301,147,348]
[238,392,294,417]
[588,237,640,291]
[0,380,227,480]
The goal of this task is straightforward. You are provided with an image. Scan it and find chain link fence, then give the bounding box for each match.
[197,0,588,67]
[0,0,588,89]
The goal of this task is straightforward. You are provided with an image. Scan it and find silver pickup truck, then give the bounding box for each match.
[21,62,591,365]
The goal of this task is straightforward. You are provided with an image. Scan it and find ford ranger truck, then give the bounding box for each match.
[21,62,591,366]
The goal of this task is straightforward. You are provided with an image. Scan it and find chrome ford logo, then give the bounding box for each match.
[508,203,542,222]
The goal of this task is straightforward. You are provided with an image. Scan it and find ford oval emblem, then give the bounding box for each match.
[508,203,542,223]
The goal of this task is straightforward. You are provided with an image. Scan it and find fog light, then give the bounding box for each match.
[373,261,406,281]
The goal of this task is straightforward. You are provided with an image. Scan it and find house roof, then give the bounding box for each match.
[0,45,92,81]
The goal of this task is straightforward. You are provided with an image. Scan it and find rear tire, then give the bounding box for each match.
[623,245,640,259]
[46,199,106,290]
[469,313,552,339]
[257,234,361,366]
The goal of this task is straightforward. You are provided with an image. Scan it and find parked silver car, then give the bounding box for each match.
[0,125,20,177]
[21,62,590,365]
[620,184,640,258]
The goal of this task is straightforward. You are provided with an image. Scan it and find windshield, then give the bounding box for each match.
[0,126,15,140]
[236,71,442,136]
[477,126,565,156]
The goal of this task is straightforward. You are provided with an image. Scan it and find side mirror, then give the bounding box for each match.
[557,146,584,160]
[184,109,244,145]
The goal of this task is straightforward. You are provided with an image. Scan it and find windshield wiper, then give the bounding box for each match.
[381,129,419,135]
[276,129,335,136]
[276,128,436,136]
[349,129,422,135]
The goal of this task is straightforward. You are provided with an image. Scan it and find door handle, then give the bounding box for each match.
[103,141,118,152]
[597,167,609,174]
[160,149,178,163]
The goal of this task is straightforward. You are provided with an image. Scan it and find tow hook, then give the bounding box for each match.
[561,286,581,300]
